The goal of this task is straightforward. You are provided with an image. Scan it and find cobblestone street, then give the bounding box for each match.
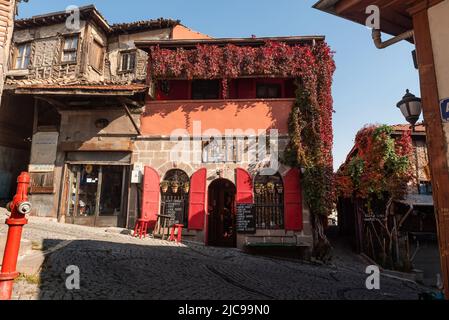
[0,209,430,300]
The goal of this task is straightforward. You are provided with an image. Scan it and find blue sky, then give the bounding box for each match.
[17,0,421,170]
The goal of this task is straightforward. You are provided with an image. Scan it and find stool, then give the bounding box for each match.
[134,219,150,239]
[169,224,184,243]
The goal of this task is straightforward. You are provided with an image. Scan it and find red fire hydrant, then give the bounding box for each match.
[0,172,32,300]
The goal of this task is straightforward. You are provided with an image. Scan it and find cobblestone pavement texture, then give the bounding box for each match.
[0,209,430,300]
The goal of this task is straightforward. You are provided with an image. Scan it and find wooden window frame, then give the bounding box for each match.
[118,50,137,73]
[256,82,283,99]
[13,42,32,70]
[61,33,80,65]
[191,79,220,100]
[89,38,105,73]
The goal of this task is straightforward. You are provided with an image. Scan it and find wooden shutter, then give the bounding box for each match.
[235,168,254,204]
[284,168,303,231]
[141,166,160,228]
[188,168,207,230]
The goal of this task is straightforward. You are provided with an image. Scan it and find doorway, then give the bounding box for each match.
[66,164,129,227]
[207,178,237,247]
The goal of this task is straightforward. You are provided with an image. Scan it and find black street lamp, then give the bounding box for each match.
[396,89,422,128]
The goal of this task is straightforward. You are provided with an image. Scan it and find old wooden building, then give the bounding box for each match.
[0,4,335,255]
[0,5,209,226]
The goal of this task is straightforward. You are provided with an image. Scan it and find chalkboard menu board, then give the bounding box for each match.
[236,203,256,234]
[164,199,184,224]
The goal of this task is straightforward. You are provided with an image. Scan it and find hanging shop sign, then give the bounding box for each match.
[440,98,449,122]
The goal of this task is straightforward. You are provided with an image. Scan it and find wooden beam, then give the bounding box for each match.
[412,7,449,299]
[34,96,68,110]
[121,102,141,136]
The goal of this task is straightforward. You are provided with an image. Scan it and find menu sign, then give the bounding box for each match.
[236,203,256,234]
[164,199,184,224]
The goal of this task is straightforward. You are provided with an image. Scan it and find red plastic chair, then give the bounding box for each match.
[169,224,184,243]
[134,219,150,239]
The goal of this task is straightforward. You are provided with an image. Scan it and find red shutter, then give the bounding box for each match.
[235,168,254,204]
[141,166,160,228]
[284,168,303,231]
[188,168,207,230]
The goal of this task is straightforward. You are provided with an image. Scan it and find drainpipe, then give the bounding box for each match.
[371,29,414,49]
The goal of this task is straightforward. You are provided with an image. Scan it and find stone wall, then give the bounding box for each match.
[130,136,314,249]
[8,20,88,85]
[6,21,171,86]
[0,0,16,104]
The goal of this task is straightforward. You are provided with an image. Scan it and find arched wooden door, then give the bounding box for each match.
[207,178,237,247]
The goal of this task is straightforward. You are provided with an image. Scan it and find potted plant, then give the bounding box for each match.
[266,182,275,193]
[183,182,190,193]
[171,181,180,193]
[276,184,284,194]
[160,181,169,193]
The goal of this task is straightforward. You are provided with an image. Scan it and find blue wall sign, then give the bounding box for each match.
[441,98,449,122]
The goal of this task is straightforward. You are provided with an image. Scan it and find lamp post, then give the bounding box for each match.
[396,89,422,129]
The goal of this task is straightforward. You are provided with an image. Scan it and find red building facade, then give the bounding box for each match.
[131,36,332,251]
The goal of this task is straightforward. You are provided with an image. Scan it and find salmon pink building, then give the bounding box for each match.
[132,36,335,253]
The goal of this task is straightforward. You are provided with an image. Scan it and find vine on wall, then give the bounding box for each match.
[335,125,414,268]
[335,125,413,202]
[149,41,336,258]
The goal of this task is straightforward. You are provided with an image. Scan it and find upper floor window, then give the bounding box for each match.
[89,39,104,71]
[120,51,136,72]
[62,35,79,63]
[14,42,31,69]
[419,181,432,195]
[256,83,282,99]
[191,80,220,100]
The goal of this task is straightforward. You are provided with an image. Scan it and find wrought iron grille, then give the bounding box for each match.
[160,169,190,227]
[254,172,284,229]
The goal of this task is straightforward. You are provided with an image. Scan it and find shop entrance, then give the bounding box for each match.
[65,164,129,228]
[207,179,237,247]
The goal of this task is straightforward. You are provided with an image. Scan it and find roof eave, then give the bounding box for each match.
[135,36,326,51]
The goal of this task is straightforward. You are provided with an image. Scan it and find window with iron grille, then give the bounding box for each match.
[254,172,284,229]
[160,169,190,227]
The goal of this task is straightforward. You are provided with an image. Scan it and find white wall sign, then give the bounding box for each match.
[30,131,59,165]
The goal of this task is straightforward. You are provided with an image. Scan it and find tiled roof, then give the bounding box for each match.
[111,19,180,34]
[15,4,180,34]
[391,123,426,133]
[14,84,148,91]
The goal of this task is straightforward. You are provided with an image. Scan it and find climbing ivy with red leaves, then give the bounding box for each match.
[335,125,414,202]
[149,41,337,257]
